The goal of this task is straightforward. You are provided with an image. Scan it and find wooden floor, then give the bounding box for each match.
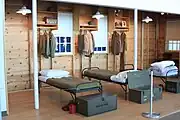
[2,79,180,120]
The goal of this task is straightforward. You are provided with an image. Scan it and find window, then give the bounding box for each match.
[55,12,73,56]
[166,20,180,51]
[56,36,72,54]
[92,16,108,54]
[166,40,180,51]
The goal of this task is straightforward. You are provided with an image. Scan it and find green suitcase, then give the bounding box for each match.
[76,93,117,116]
[165,80,180,93]
[127,70,163,104]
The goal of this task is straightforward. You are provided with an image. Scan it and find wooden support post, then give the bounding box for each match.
[73,5,80,76]
[113,54,116,71]
[80,54,83,78]
[89,55,92,68]
[50,58,53,69]
[141,22,144,69]
[147,23,150,67]
[155,15,159,60]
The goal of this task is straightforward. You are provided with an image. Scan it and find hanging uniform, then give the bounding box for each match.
[83,30,95,57]
[39,31,49,58]
[111,31,121,55]
[120,32,127,71]
[38,30,56,58]
[78,32,85,54]
[49,31,56,58]
[120,32,127,53]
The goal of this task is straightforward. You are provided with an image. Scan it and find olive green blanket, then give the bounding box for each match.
[46,76,101,92]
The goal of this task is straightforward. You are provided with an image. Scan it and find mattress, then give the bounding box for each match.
[83,69,121,82]
[39,76,101,92]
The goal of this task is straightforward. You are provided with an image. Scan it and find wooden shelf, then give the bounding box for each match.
[37,24,58,29]
[114,29,129,32]
[38,11,57,14]
[114,16,130,32]
[79,28,97,31]
[80,25,97,27]
[115,16,129,20]
[79,15,98,31]
[38,24,57,26]
[79,25,98,31]
[115,26,129,29]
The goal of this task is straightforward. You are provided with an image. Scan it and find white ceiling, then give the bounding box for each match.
[41,0,180,15]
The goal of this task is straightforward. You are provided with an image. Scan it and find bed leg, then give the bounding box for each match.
[38,81,41,94]
[88,77,91,81]
[125,85,128,100]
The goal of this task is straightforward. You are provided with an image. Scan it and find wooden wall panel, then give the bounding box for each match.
[158,16,166,59]
[5,1,30,92]
[52,56,73,72]
[5,1,158,91]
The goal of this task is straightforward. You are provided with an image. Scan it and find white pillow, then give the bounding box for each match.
[151,60,175,70]
[39,69,69,77]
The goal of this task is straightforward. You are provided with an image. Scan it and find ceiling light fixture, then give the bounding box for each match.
[161,12,165,15]
[142,16,153,23]
[92,11,104,20]
[16,6,32,15]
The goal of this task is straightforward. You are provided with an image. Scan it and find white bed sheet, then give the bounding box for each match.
[38,75,70,82]
[110,70,138,83]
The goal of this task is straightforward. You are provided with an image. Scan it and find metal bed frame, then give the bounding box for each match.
[152,68,180,83]
[81,64,135,100]
[38,78,103,103]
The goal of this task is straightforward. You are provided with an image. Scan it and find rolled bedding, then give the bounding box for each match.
[149,65,178,77]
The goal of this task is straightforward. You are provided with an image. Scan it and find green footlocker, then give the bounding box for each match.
[127,70,163,104]
[76,93,117,116]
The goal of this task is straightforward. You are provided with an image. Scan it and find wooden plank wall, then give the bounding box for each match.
[158,15,166,59]
[5,1,158,92]
[5,0,31,91]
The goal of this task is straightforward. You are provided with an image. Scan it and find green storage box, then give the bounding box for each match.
[76,93,117,116]
[127,70,163,104]
[165,80,180,93]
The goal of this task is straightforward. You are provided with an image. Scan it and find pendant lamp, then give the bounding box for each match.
[92,11,104,20]
[142,16,153,23]
[16,6,32,15]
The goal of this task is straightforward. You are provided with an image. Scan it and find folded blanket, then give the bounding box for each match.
[149,65,178,77]
[110,70,137,83]
[151,60,175,70]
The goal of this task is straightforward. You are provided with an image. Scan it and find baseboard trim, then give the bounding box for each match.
[2,111,8,117]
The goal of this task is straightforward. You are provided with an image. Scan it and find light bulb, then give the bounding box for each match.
[22,12,27,15]
[92,11,104,20]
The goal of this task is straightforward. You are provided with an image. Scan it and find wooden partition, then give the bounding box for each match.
[5,1,158,92]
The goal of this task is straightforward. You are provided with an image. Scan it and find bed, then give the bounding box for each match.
[149,67,180,84]
[81,64,135,100]
[38,75,103,102]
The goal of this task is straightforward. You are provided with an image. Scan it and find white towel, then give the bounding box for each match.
[110,70,137,83]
